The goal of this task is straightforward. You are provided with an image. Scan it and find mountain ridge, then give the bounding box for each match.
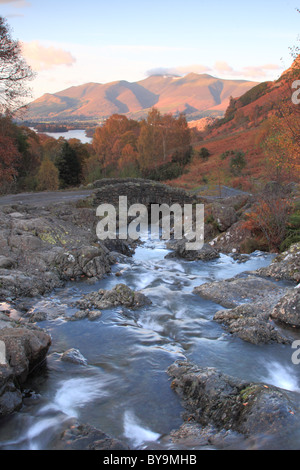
[27,73,259,121]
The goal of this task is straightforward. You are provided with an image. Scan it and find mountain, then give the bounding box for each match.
[26,73,258,121]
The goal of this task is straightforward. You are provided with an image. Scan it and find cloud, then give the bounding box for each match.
[213,61,283,79]
[241,64,282,78]
[214,61,235,74]
[146,61,283,81]
[146,64,211,77]
[0,0,31,7]
[21,41,76,71]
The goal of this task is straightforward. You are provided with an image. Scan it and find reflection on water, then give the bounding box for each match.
[0,238,299,450]
[31,128,92,144]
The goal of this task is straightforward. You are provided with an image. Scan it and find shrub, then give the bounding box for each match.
[229,151,246,176]
[199,147,211,160]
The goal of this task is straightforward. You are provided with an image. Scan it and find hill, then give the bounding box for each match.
[26,74,258,122]
[168,56,300,191]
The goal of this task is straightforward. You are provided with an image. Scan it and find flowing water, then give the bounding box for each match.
[0,236,300,450]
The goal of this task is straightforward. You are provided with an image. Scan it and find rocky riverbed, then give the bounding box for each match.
[0,190,299,450]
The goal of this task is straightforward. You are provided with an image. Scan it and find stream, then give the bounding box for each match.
[0,235,299,450]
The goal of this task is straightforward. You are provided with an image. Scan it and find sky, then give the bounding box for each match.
[0,0,299,100]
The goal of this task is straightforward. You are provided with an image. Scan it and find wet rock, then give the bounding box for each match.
[102,238,135,257]
[87,310,102,321]
[0,365,22,417]
[165,240,220,261]
[168,361,298,449]
[61,348,88,366]
[169,422,243,449]
[271,287,300,328]
[0,326,51,383]
[193,275,287,309]
[257,242,300,283]
[194,274,291,344]
[214,304,290,345]
[0,316,51,417]
[52,422,129,450]
[76,284,151,311]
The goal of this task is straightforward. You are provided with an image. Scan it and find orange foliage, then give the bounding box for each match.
[0,134,20,184]
[242,195,292,251]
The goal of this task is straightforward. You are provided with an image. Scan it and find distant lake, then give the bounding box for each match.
[32,128,92,144]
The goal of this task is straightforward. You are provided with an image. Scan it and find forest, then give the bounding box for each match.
[0,108,200,194]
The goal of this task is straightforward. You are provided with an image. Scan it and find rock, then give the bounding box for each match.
[169,422,243,449]
[0,204,115,300]
[214,304,290,345]
[57,245,113,281]
[193,275,287,309]
[102,238,135,257]
[52,422,129,450]
[61,349,88,366]
[165,240,220,261]
[257,242,300,283]
[168,361,298,449]
[0,317,51,417]
[0,256,15,269]
[271,287,300,328]
[87,310,102,321]
[211,203,238,232]
[208,220,254,254]
[0,365,23,417]
[194,274,291,344]
[76,284,151,311]
[0,326,51,383]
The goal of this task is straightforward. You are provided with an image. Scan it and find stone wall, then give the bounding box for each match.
[92,178,197,208]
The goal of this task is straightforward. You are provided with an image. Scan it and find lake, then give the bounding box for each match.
[32,128,92,144]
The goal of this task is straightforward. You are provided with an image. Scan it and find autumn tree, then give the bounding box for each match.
[37,158,59,191]
[93,114,140,174]
[0,133,19,192]
[118,143,139,177]
[0,16,35,115]
[137,108,191,170]
[82,153,102,184]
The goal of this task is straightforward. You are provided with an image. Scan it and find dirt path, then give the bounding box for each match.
[0,189,94,207]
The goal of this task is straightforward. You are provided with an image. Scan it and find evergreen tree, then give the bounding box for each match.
[55,141,81,188]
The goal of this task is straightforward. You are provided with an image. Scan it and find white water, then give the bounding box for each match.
[123,411,161,448]
[263,361,300,392]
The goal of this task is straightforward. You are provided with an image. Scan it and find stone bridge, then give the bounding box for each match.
[92,178,198,208]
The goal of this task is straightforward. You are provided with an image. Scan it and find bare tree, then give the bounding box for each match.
[0,16,35,115]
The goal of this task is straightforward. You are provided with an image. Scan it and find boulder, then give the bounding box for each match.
[193,275,287,309]
[0,326,51,383]
[165,240,220,261]
[194,275,291,344]
[52,422,129,450]
[257,242,300,283]
[214,304,290,345]
[0,365,22,417]
[211,202,238,232]
[168,361,298,449]
[0,318,51,417]
[76,284,151,311]
[60,349,88,366]
[271,287,300,328]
